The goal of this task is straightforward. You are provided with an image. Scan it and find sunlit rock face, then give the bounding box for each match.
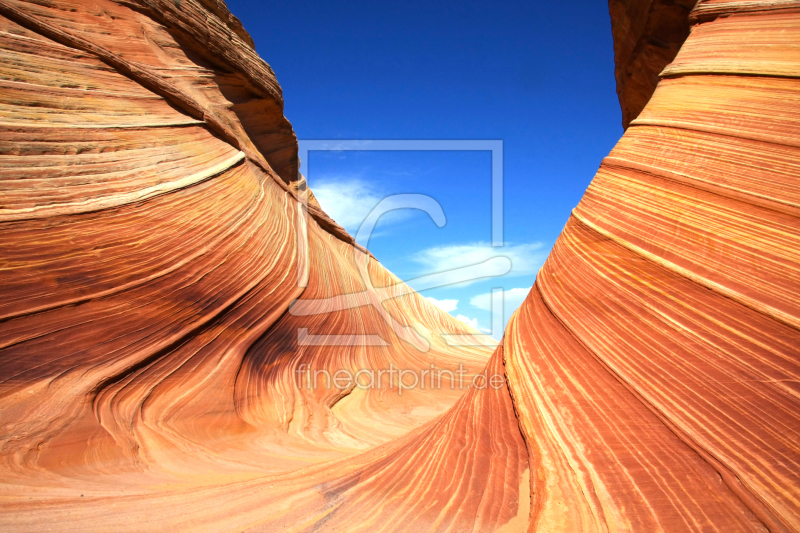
[0,0,798,531]
[0,0,514,530]
[505,0,800,531]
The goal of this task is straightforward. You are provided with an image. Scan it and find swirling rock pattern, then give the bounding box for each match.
[0,0,798,531]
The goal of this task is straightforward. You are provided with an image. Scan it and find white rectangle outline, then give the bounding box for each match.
[295,139,504,346]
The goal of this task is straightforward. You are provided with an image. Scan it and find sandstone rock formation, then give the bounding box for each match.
[506,1,800,530]
[0,0,798,531]
[608,0,697,129]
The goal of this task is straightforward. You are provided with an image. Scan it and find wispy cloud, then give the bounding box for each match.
[456,314,479,329]
[311,177,386,234]
[454,314,491,334]
[470,286,533,322]
[311,176,420,239]
[409,242,546,288]
[425,297,458,313]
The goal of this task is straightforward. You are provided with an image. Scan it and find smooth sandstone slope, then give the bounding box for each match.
[0,0,799,531]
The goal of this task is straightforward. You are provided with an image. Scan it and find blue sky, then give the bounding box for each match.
[226,0,623,335]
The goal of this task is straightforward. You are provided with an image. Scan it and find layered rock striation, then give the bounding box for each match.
[506,1,800,530]
[0,0,798,531]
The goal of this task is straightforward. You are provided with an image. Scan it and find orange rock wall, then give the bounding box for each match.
[0,0,519,530]
[506,1,800,530]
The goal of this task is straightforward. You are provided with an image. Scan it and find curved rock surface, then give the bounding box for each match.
[0,0,799,531]
[505,1,800,530]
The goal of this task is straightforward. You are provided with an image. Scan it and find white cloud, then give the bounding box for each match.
[409,242,546,288]
[311,176,417,240]
[456,314,479,329]
[470,287,532,311]
[425,297,458,313]
[311,177,385,233]
[470,286,532,326]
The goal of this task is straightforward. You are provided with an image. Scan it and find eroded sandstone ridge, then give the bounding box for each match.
[0,0,799,531]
